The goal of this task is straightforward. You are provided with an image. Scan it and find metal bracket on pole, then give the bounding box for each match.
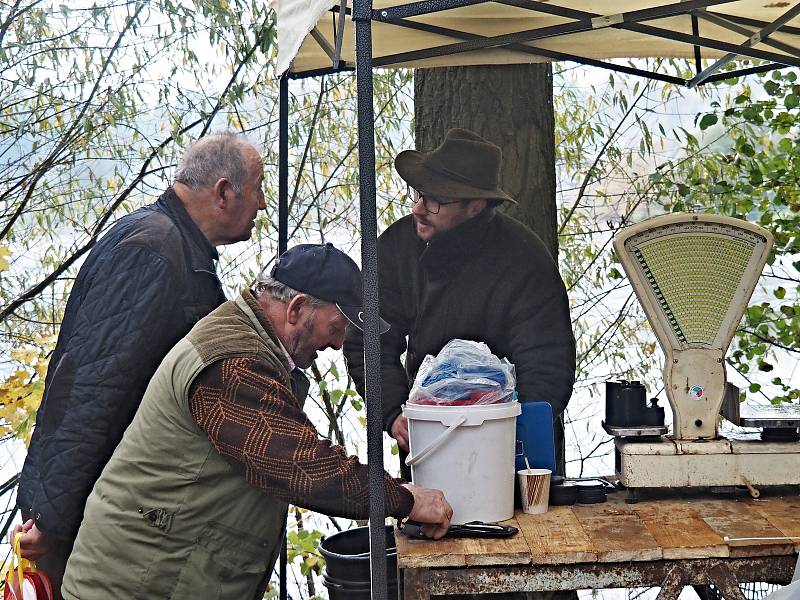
[591,13,624,28]
[691,11,703,75]
[374,0,490,21]
[311,27,338,65]
[695,9,800,58]
[688,1,800,87]
[334,0,348,67]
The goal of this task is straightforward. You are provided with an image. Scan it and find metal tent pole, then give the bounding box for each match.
[279,74,289,255]
[278,72,289,600]
[353,0,389,598]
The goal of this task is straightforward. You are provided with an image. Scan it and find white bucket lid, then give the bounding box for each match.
[403,400,521,426]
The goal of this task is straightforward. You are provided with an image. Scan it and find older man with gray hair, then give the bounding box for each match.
[13,131,266,599]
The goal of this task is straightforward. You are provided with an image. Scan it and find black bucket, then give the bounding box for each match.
[319,525,398,600]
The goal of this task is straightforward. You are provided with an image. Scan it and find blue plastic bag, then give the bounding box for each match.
[409,339,516,406]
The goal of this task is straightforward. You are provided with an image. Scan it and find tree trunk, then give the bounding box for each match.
[414,64,557,258]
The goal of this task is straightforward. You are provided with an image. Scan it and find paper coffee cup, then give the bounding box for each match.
[518,468,551,514]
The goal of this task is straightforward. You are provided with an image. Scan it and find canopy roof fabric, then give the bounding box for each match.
[277,0,800,85]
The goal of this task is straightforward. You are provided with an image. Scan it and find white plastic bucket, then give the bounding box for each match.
[404,401,521,524]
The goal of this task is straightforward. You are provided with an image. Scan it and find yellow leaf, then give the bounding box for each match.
[0,246,10,271]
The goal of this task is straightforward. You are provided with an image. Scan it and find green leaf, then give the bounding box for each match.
[765,80,781,95]
[698,113,718,130]
[739,143,756,157]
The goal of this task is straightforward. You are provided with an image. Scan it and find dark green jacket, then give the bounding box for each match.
[344,210,575,469]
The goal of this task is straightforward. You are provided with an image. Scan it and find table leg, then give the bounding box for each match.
[655,565,687,600]
[403,568,430,600]
[707,564,747,600]
[691,585,715,600]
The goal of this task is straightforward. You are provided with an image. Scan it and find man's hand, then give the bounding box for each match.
[402,484,453,539]
[8,519,50,560]
[390,414,409,452]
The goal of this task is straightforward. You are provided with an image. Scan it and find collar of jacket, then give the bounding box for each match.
[418,207,496,270]
[235,288,295,376]
[236,289,311,401]
[156,187,220,269]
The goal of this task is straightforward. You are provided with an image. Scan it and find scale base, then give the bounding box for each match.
[615,434,800,489]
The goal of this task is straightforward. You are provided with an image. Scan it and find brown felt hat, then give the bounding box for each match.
[395,128,515,203]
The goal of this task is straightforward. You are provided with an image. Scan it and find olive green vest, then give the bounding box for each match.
[63,290,309,600]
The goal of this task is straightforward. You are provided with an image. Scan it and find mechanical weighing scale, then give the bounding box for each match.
[603,213,800,497]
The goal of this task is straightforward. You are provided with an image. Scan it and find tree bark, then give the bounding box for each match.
[414,64,557,258]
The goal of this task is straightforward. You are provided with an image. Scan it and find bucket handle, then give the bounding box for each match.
[405,414,467,467]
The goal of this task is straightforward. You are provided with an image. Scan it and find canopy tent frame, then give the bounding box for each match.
[275,2,800,599]
[284,0,800,85]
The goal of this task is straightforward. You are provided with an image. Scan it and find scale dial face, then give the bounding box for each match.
[621,219,769,353]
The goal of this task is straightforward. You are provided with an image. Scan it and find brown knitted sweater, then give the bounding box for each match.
[189,356,414,519]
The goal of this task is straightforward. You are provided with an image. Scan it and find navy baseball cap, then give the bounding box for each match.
[271,243,390,334]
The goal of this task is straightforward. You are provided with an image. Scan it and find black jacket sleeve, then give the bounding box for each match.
[343,234,412,433]
[32,245,188,540]
[504,244,576,416]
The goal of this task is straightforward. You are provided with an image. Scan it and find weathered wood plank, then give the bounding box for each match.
[395,532,467,568]
[464,516,532,566]
[748,496,800,551]
[516,507,597,564]
[573,504,662,562]
[632,500,728,559]
[688,498,794,558]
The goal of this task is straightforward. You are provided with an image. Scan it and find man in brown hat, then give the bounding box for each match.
[344,128,575,481]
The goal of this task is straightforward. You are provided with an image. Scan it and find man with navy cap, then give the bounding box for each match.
[61,243,452,600]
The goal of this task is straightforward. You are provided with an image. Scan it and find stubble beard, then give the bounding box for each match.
[288,310,318,369]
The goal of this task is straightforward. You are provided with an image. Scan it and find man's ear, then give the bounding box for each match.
[467,198,487,217]
[211,178,231,208]
[286,294,309,325]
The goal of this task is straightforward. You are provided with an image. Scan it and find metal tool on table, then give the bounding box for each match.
[399,520,518,540]
[605,213,800,500]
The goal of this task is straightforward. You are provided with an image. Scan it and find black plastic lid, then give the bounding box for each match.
[576,482,607,504]
[549,483,578,506]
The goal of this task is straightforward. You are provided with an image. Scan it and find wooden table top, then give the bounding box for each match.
[396,489,800,569]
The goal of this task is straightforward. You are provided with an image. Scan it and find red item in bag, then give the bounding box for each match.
[413,391,495,406]
[3,533,54,600]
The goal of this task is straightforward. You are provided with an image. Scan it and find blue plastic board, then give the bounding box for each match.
[515,401,556,473]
